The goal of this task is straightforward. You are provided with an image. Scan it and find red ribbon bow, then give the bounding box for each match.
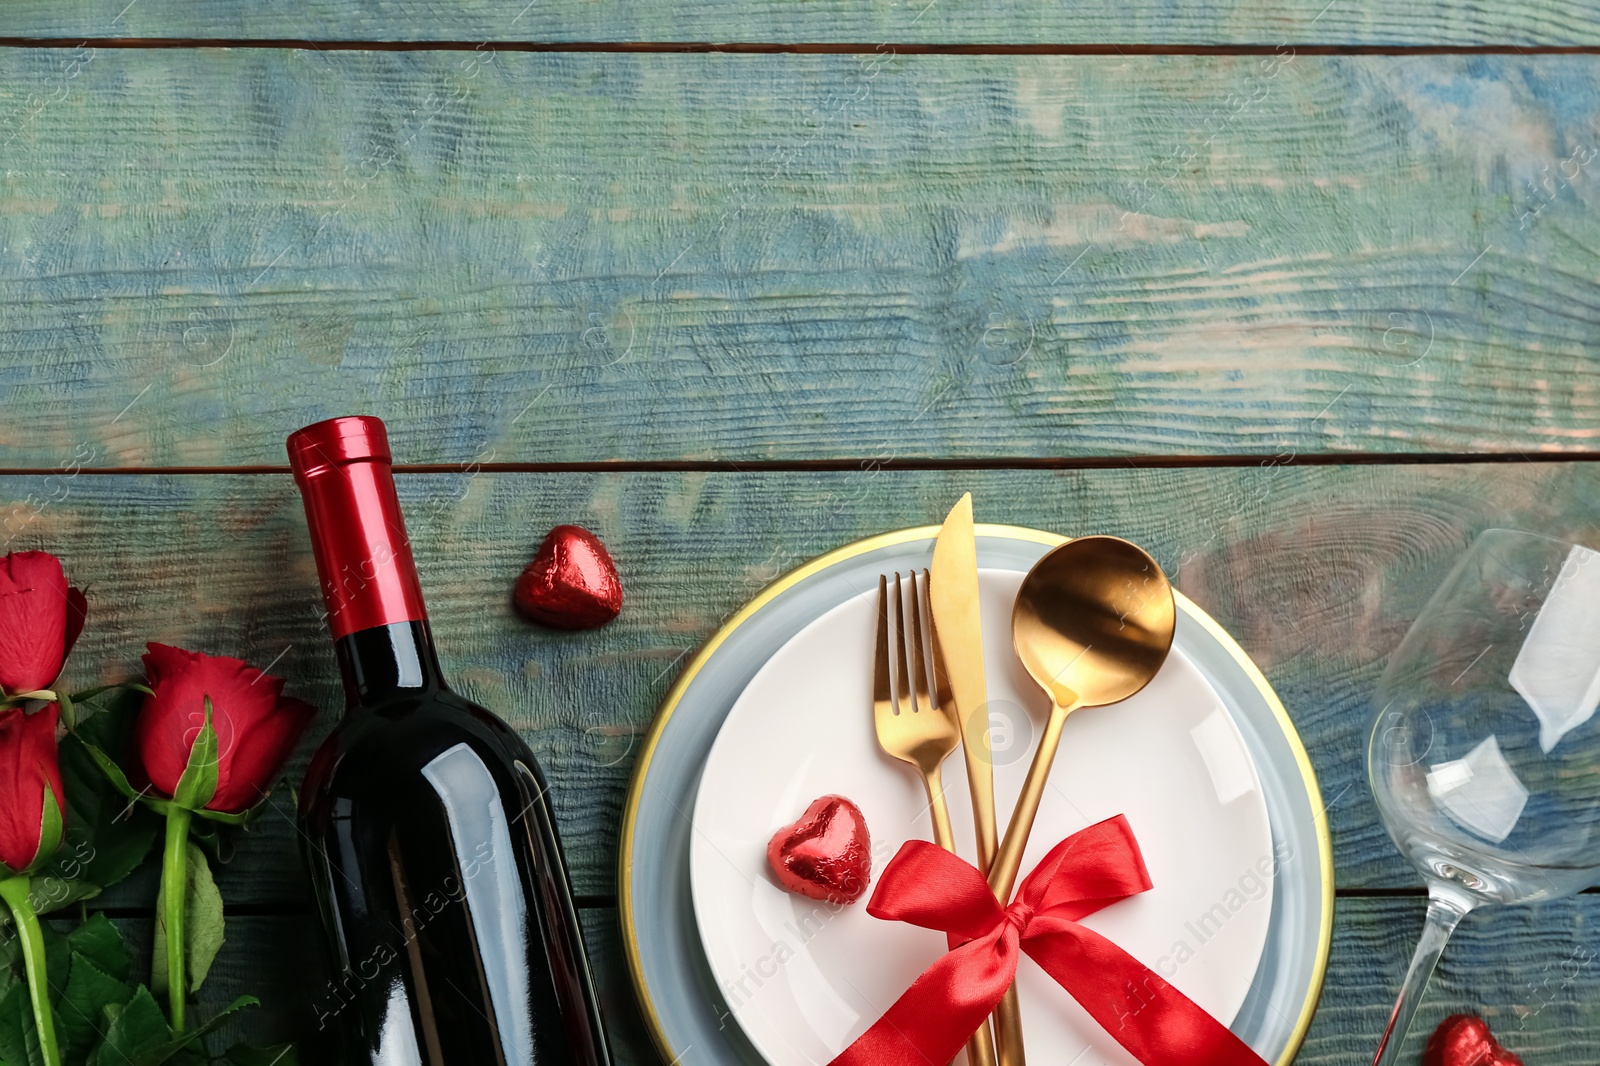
[828,815,1269,1066]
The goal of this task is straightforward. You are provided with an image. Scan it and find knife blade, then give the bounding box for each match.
[929,492,998,872]
[929,493,1009,1066]
[932,496,1027,1066]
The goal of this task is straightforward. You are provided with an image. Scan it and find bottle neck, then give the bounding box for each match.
[293,452,429,641]
[335,621,448,706]
[289,416,442,707]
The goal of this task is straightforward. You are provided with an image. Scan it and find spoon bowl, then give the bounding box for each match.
[989,534,1176,900]
[1012,536,1177,708]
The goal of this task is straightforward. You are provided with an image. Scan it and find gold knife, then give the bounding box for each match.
[930,495,1023,1066]
[929,493,998,871]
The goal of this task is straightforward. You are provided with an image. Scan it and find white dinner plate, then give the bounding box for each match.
[690,568,1275,1066]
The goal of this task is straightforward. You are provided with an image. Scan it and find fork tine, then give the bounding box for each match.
[892,572,912,717]
[874,575,891,709]
[908,569,933,715]
[924,569,956,717]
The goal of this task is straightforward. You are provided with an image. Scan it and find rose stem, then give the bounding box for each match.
[0,875,62,1066]
[162,805,194,1032]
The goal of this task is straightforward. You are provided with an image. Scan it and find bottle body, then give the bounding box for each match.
[288,418,610,1066]
[300,626,607,1066]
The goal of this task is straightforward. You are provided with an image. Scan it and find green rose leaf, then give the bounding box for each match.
[54,953,134,1063]
[24,862,101,919]
[61,735,161,888]
[21,735,161,922]
[151,844,224,997]
[0,979,40,1066]
[75,739,141,803]
[90,992,258,1066]
[13,686,162,920]
[67,913,130,983]
[89,986,170,1066]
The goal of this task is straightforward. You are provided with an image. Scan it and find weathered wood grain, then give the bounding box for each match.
[3,0,1600,46]
[94,898,1600,1064]
[1,50,1599,467]
[12,463,1600,906]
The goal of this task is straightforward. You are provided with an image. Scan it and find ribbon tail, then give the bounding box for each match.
[1023,921,1271,1066]
[829,932,1018,1066]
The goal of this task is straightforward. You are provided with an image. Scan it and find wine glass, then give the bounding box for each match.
[1367,528,1600,1064]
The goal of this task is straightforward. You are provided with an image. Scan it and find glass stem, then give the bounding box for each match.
[1371,889,1471,1066]
[162,805,193,1032]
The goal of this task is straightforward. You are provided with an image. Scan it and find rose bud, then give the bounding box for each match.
[0,552,86,697]
[0,704,65,875]
[135,643,316,814]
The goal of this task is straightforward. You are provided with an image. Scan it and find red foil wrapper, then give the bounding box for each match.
[513,525,623,630]
[1424,1014,1525,1066]
[767,795,873,904]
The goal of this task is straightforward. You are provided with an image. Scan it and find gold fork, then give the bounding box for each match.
[874,571,999,1066]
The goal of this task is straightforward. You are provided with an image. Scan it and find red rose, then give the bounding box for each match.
[135,644,316,814]
[0,704,64,875]
[0,552,86,696]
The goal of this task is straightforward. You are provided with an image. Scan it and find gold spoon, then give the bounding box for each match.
[988,536,1176,1066]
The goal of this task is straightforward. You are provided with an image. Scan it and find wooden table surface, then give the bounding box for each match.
[3,2,1600,1062]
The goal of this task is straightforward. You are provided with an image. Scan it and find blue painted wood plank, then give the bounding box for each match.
[0,50,1598,466]
[2,1,1599,46]
[10,463,1600,905]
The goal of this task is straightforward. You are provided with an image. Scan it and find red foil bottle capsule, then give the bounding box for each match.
[287,416,428,639]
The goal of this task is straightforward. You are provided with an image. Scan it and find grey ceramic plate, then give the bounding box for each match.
[620,525,1333,1065]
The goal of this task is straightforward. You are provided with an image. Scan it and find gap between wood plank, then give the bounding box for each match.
[1,451,1598,476]
[0,37,1596,55]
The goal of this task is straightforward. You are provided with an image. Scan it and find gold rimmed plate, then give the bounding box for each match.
[619,525,1332,1065]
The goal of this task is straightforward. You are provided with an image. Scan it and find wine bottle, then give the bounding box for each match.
[288,415,611,1066]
